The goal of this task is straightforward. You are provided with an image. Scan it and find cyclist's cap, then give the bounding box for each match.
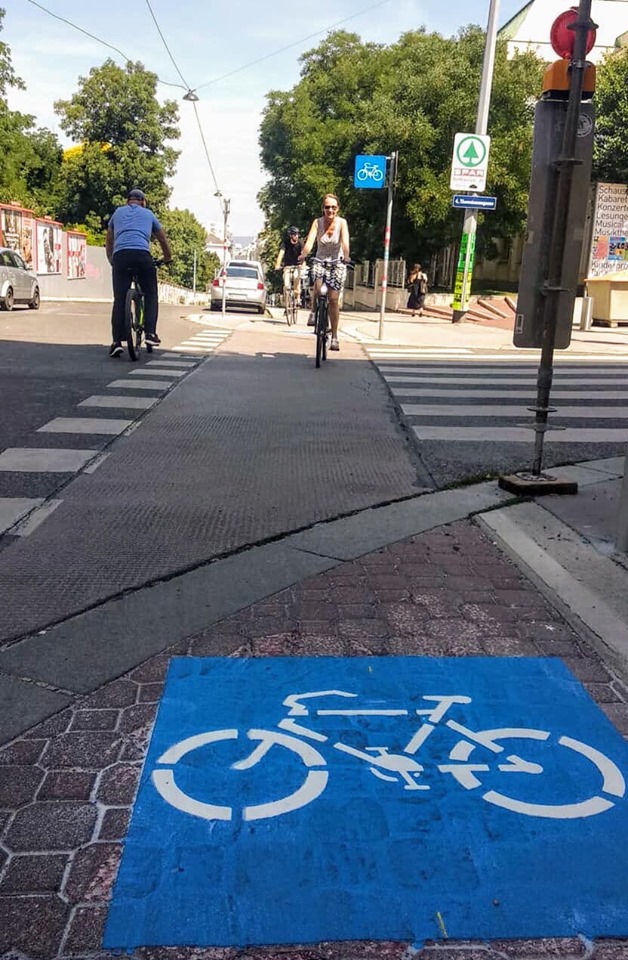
[127,189,146,201]
[288,226,299,235]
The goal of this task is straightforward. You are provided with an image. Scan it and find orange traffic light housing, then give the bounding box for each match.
[542,59,596,98]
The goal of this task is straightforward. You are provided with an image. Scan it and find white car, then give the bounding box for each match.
[0,247,40,310]
[210,260,266,314]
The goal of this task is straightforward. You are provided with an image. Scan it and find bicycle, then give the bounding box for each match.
[151,689,626,824]
[357,162,384,183]
[124,258,166,361]
[283,266,300,326]
[309,257,353,368]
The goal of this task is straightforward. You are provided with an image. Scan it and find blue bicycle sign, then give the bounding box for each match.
[354,154,386,189]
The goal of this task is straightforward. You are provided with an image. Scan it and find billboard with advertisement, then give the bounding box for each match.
[0,204,35,270]
[66,231,86,279]
[36,219,63,274]
[586,183,628,278]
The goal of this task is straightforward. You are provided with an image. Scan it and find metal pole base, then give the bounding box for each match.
[498,472,578,496]
[452,309,467,324]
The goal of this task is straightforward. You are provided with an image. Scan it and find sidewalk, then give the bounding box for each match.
[1,457,627,958]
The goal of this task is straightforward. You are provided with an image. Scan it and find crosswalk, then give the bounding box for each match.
[367,349,628,447]
[0,328,231,540]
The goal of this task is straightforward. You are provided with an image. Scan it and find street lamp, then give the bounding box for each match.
[215,191,231,318]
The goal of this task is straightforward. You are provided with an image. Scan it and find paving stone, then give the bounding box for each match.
[319,941,406,958]
[252,635,297,656]
[98,807,131,841]
[38,771,96,802]
[63,842,120,902]
[62,904,108,953]
[489,938,588,957]
[583,683,623,704]
[129,654,173,684]
[23,710,72,739]
[386,635,447,656]
[81,679,137,709]
[0,895,67,955]
[372,588,411,603]
[382,602,430,634]
[298,621,340,637]
[0,741,45,766]
[515,622,577,643]
[295,603,339,621]
[0,767,45,809]
[188,633,243,657]
[413,591,464,618]
[137,682,165,703]
[0,853,67,893]
[461,603,519,624]
[5,802,97,852]
[592,942,628,959]
[137,948,238,959]
[336,604,378,619]
[42,733,122,770]
[96,763,141,805]
[291,636,348,655]
[481,636,539,657]
[561,658,613,684]
[600,702,628,735]
[117,704,158,735]
[337,619,389,640]
[71,709,119,731]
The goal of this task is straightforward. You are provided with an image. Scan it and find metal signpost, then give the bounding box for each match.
[451,0,500,323]
[500,0,598,496]
[354,153,396,341]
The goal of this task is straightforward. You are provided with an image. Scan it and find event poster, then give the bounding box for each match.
[0,206,35,270]
[67,232,86,279]
[588,183,628,277]
[36,221,62,274]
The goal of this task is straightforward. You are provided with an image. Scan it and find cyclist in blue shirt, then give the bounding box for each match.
[105,188,172,357]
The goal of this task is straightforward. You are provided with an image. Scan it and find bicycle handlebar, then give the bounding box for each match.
[303,256,355,269]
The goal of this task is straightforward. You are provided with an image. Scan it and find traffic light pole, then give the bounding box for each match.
[452,0,500,323]
[379,151,397,342]
[531,0,593,477]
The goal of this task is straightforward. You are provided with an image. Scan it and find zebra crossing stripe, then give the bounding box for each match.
[392,388,628,400]
[401,404,628,420]
[412,425,628,442]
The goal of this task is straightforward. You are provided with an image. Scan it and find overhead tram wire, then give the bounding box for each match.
[190,0,395,94]
[23,0,188,90]
[142,0,222,198]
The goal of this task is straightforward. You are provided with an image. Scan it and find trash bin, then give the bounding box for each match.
[585,271,628,327]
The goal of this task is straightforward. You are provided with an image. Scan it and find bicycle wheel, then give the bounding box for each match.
[124,289,139,361]
[290,291,299,326]
[315,300,326,368]
[285,290,294,325]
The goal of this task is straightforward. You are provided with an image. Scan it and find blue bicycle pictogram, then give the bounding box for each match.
[152,689,626,823]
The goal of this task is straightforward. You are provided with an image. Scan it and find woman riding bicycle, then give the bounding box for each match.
[299,194,350,352]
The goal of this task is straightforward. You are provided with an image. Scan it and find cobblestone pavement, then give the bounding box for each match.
[1,519,627,960]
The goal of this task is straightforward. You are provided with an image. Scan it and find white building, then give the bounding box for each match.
[501,0,628,63]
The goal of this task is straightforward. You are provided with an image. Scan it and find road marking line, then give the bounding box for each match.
[79,395,158,409]
[391,388,628,399]
[129,368,184,378]
[37,417,133,435]
[412,425,628,442]
[160,353,199,360]
[402,404,628,419]
[12,500,63,536]
[0,497,44,535]
[382,375,628,386]
[147,360,196,368]
[107,379,172,390]
[0,448,99,472]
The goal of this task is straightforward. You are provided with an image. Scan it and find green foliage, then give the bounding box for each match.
[0,9,62,213]
[54,59,180,227]
[158,208,219,289]
[259,28,544,262]
[594,48,628,183]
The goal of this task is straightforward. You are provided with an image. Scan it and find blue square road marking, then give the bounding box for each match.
[105,656,628,949]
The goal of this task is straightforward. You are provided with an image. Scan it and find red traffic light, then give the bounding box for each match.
[550,7,596,59]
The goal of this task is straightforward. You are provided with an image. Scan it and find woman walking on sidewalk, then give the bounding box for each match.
[407,263,428,317]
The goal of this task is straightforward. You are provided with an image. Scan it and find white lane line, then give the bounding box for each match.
[0,448,99,472]
[0,498,44,535]
[382,375,628,386]
[12,500,63,536]
[160,353,199,360]
[368,349,473,356]
[79,395,158,409]
[147,360,196,368]
[107,379,172,390]
[177,341,220,348]
[129,368,184,378]
[371,353,628,362]
[401,404,628,419]
[412,425,628,442]
[171,346,216,353]
[37,417,133,435]
[391,387,628,400]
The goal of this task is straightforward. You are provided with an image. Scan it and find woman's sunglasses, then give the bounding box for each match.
[324,205,337,211]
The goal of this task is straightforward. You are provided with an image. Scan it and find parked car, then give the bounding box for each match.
[0,248,40,310]
[210,260,266,314]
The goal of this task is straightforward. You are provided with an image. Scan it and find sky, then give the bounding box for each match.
[5,0,525,236]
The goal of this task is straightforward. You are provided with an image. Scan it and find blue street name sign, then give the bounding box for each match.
[453,194,497,211]
[105,656,628,950]
[354,154,386,189]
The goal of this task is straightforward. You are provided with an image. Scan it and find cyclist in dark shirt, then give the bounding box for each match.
[275,226,303,320]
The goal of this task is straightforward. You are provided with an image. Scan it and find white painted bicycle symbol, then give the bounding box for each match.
[357,162,384,182]
[152,691,625,823]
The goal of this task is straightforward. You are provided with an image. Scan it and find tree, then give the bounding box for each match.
[159,208,219,290]
[0,8,62,213]
[594,48,628,183]
[54,59,180,227]
[259,28,543,264]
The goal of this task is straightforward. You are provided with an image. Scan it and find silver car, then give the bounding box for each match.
[210,261,266,314]
[0,247,40,310]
